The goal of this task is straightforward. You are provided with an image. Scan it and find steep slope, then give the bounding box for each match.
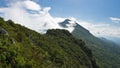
[59,19,120,68]
[0,17,98,68]
[72,21,120,68]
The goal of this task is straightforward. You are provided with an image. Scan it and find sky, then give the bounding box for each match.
[38,0,120,22]
[0,0,120,38]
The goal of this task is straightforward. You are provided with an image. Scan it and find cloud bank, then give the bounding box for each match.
[78,21,120,38]
[0,0,65,33]
[0,0,120,38]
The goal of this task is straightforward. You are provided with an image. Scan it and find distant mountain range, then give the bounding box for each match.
[59,19,120,68]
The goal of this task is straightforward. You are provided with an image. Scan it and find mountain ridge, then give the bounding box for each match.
[0,17,99,68]
[58,19,120,68]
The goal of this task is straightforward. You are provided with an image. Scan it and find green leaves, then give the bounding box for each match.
[0,17,98,68]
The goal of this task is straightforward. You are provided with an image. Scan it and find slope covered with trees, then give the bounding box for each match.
[72,22,120,68]
[0,17,98,68]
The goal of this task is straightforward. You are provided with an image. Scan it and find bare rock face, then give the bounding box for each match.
[0,27,8,36]
[0,27,15,44]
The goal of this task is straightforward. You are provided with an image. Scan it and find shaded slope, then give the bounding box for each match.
[72,21,120,68]
[0,17,98,68]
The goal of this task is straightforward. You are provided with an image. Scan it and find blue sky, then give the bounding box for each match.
[0,0,120,38]
[0,0,120,23]
[37,0,120,22]
[1,0,120,22]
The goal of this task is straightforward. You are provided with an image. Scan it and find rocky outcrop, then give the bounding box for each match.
[0,27,8,36]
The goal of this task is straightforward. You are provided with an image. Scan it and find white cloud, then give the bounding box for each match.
[0,0,66,33]
[78,21,120,38]
[23,0,41,11]
[110,17,120,23]
[0,0,120,38]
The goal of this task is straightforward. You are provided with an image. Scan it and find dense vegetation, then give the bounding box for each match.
[72,23,120,68]
[0,17,98,68]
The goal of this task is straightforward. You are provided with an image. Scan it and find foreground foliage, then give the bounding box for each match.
[0,17,98,68]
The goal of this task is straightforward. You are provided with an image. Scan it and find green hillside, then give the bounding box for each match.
[0,17,98,68]
[72,23,120,68]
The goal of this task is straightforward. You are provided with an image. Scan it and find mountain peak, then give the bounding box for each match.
[64,19,71,22]
[59,19,76,28]
[58,18,91,34]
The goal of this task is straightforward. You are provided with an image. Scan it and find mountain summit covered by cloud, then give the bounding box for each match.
[0,0,120,38]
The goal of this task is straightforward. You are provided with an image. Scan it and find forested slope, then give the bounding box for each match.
[0,17,98,68]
